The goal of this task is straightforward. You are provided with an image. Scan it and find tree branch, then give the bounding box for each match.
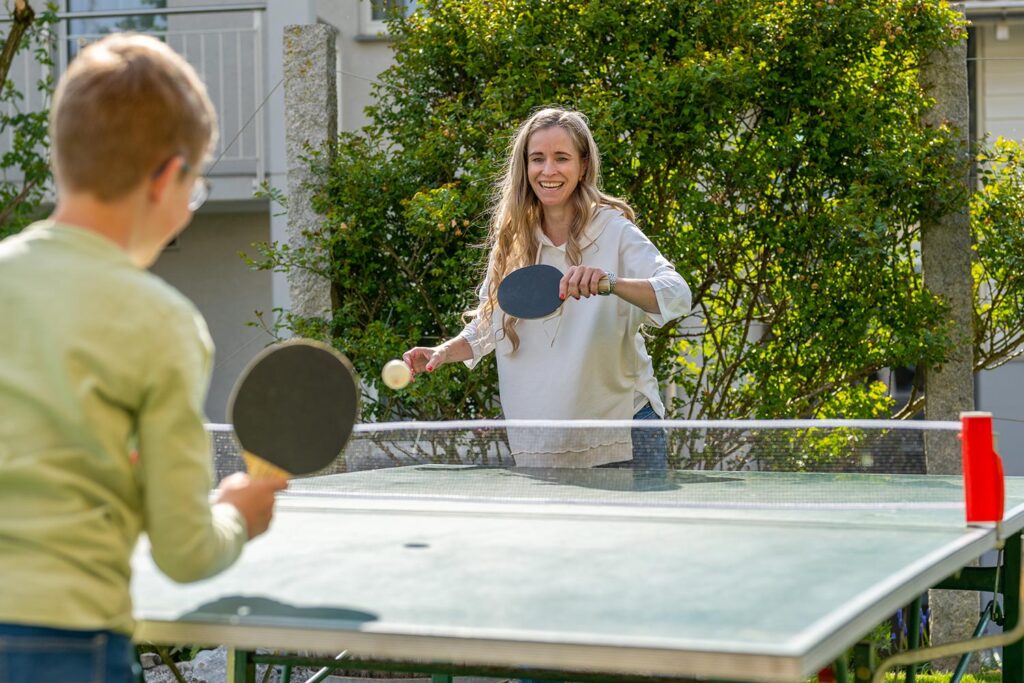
[0,176,39,229]
[892,393,925,421]
[0,1,36,87]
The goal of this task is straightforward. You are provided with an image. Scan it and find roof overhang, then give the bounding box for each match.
[964,1,1024,20]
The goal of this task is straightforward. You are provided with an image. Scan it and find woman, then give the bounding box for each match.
[404,107,690,470]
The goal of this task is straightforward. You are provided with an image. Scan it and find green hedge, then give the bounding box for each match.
[253,0,1018,422]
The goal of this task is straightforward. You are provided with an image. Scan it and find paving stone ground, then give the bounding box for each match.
[141,646,502,683]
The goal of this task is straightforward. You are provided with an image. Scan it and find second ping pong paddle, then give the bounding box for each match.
[228,339,360,479]
[496,264,611,319]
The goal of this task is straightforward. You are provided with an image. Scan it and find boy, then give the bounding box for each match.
[0,33,286,680]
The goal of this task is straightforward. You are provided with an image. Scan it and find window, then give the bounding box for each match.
[66,0,168,60]
[361,0,415,37]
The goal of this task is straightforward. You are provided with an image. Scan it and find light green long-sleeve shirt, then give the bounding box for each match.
[0,221,247,635]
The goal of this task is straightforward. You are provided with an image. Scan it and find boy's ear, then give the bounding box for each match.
[148,156,186,205]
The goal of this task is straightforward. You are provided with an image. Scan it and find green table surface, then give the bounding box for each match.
[131,466,1024,681]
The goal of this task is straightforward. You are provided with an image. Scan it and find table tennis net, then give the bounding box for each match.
[206,420,973,511]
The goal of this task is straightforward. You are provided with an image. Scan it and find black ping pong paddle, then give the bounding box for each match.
[228,339,359,479]
[497,264,611,319]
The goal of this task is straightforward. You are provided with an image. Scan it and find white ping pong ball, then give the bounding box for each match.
[382,359,412,390]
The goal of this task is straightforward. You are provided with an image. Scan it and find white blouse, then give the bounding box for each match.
[459,206,691,467]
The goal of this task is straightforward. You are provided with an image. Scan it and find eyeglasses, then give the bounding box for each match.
[180,161,211,211]
[187,175,211,211]
[153,156,211,211]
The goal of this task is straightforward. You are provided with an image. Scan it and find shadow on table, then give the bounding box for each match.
[182,595,377,626]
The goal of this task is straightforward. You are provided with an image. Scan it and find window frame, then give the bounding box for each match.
[360,0,413,37]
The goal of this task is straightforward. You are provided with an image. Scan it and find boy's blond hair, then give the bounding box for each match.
[50,33,217,200]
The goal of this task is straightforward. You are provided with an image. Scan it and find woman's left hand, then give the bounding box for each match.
[561,265,607,300]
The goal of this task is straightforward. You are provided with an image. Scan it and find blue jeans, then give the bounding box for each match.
[628,402,668,473]
[0,624,139,683]
[598,403,669,472]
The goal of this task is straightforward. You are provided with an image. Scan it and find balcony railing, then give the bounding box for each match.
[3,3,267,197]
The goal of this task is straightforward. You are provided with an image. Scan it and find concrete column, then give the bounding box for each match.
[919,16,980,669]
[921,26,974,474]
[282,23,337,320]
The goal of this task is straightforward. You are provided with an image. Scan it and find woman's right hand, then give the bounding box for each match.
[403,344,448,378]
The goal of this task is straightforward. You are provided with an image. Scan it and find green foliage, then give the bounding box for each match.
[0,1,56,238]
[883,675,1001,683]
[255,0,975,421]
[972,137,1024,371]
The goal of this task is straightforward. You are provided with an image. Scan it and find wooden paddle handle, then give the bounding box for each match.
[242,452,291,480]
[598,275,611,295]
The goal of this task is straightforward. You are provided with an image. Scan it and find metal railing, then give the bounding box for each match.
[2,3,267,187]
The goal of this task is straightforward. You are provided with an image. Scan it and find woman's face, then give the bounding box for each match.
[526,126,584,213]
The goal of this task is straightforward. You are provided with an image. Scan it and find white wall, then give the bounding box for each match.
[145,1,398,421]
[150,0,317,418]
[978,365,1024,474]
[318,0,400,133]
[975,20,1024,142]
[151,209,276,423]
[973,18,1024,472]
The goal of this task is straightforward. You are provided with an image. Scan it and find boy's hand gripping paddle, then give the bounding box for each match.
[497,264,611,319]
[228,339,359,479]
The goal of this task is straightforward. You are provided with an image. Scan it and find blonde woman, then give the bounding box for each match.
[404,107,691,469]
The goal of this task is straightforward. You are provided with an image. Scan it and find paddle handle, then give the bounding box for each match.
[597,275,611,295]
[242,451,292,480]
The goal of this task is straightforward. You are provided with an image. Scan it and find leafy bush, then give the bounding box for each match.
[972,137,1024,372]
[253,0,1019,422]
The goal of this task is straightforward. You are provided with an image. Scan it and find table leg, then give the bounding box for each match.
[834,655,851,683]
[853,642,877,683]
[228,648,256,683]
[907,595,922,683]
[1005,532,1023,683]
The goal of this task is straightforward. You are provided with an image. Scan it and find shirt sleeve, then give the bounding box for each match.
[135,305,247,583]
[458,277,497,369]
[620,222,692,328]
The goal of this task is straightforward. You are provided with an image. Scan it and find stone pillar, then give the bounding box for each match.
[921,26,974,476]
[919,14,979,669]
[282,24,337,320]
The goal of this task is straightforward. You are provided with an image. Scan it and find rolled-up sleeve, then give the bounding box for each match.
[136,307,247,583]
[458,279,496,369]
[621,223,692,328]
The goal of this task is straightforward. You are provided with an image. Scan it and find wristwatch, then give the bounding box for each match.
[600,271,617,296]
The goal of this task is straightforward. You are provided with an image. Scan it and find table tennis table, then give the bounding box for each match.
[130,419,1024,683]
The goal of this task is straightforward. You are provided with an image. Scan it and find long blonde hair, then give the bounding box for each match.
[471,107,634,352]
